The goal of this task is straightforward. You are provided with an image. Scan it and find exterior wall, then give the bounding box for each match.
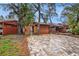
[60,27,67,33]
[33,25,50,34]
[3,24,18,35]
[50,27,56,34]
[39,25,49,34]
[23,23,68,35]
[33,25,38,34]
[0,20,18,35]
[50,25,68,33]
[23,24,50,35]
[0,23,3,34]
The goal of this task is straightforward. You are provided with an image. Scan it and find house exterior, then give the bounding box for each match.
[32,22,50,34]
[50,23,68,33]
[23,22,68,35]
[23,22,50,35]
[0,20,18,35]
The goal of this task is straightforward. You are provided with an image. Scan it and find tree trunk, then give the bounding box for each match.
[38,3,40,34]
[18,22,22,34]
[17,19,23,35]
[50,18,52,24]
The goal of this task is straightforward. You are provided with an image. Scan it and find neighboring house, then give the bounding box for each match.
[0,20,18,35]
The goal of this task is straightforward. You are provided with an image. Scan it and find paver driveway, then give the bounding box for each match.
[27,34,79,56]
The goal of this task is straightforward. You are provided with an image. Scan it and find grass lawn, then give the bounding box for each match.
[0,35,22,56]
[0,35,30,56]
[0,39,21,56]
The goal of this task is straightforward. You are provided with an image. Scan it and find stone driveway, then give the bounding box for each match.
[27,34,79,56]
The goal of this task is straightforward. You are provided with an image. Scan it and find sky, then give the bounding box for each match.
[0,7,9,19]
[0,4,64,23]
[52,4,64,23]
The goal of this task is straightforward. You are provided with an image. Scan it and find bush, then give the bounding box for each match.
[67,17,79,35]
[68,25,79,35]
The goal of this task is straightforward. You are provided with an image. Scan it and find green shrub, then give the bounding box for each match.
[68,25,79,35]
